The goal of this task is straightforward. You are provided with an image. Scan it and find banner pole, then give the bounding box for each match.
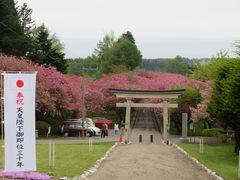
[89,138,90,152]
[53,142,55,167]
[49,141,52,167]
[89,138,93,152]
[1,72,4,179]
[199,138,201,153]
[91,138,93,152]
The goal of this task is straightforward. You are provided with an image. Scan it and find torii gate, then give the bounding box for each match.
[110,89,185,143]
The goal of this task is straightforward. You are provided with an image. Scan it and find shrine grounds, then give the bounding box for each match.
[0,132,239,179]
[86,141,238,180]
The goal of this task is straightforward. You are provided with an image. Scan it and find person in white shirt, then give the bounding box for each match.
[114,123,119,136]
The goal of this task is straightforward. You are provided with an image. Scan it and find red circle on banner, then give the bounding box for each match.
[16,80,24,88]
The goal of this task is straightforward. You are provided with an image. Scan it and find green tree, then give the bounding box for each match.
[171,87,203,132]
[67,56,99,78]
[17,3,35,36]
[0,0,31,56]
[118,31,135,44]
[93,32,142,74]
[140,58,168,72]
[190,52,229,81]
[67,58,85,76]
[164,56,190,75]
[102,38,142,73]
[27,24,67,73]
[207,58,240,153]
[93,32,116,73]
[94,32,115,59]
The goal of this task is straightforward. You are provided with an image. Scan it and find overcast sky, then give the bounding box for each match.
[16,0,240,59]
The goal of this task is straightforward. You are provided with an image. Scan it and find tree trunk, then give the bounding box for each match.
[234,130,240,154]
[203,121,207,128]
[207,121,212,128]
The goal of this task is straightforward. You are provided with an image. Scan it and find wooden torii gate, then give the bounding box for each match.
[110,89,185,143]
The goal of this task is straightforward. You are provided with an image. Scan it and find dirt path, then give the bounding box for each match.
[87,143,217,180]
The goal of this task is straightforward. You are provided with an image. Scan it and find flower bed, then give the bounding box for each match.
[0,170,51,180]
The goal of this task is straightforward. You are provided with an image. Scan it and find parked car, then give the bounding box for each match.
[85,123,101,136]
[61,120,93,137]
[93,117,113,128]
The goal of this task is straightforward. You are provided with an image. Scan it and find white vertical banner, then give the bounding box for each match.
[3,72,37,172]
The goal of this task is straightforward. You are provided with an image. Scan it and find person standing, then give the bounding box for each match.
[114,123,119,136]
[101,123,106,138]
[120,120,125,128]
[120,121,125,136]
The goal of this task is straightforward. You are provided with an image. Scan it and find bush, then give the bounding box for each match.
[46,117,63,135]
[170,119,179,135]
[36,121,50,136]
[219,132,235,143]
[202,128,220,137]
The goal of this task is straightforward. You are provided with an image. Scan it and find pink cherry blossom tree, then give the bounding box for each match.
[0,54,213,128]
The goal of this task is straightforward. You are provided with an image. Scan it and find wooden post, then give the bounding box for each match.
[139,134,142,143]
[163,100,168,142]
[150,135,153,143]
[125,98,131,143]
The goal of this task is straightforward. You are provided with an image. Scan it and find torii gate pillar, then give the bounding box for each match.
[125,98,132,143]
[163,100,169,141]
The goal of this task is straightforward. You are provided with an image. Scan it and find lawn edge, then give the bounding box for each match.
[173,143,224,180]
[71,142,118,180]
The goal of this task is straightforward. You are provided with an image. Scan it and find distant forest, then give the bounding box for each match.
[140,58,209,72]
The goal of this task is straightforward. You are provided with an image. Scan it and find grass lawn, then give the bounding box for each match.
[179,143,238,180]
[0,142,115,178]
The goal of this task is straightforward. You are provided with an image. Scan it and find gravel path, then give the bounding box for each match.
[87,143,217,180]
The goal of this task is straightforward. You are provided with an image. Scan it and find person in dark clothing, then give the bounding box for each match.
[101,123,106,138]
[120,120,125,128]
